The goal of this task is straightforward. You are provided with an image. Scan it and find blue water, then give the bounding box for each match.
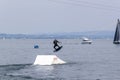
[0,39,120,80]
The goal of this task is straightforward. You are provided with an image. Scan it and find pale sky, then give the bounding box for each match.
[0,0,120,34]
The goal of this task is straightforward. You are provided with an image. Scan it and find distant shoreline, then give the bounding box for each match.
[0,31,114,39]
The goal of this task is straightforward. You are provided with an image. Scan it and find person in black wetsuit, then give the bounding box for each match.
[53,39,60,50]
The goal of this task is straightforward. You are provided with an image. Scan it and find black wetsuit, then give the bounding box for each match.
[53,39,60,50]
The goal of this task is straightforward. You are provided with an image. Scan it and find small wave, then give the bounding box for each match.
[6,74,34,79]
[6,72,64,80]
[0,63,31,67]
[0,64,32,72]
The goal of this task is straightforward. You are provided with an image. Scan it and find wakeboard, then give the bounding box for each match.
[54,46,63,52]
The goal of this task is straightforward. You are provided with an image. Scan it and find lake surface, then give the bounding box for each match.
[0,39,120,80]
